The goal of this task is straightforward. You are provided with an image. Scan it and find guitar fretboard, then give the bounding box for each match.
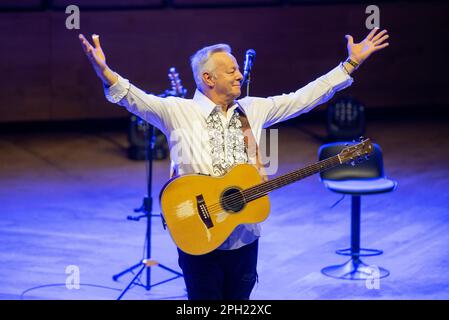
[242,155,341,202]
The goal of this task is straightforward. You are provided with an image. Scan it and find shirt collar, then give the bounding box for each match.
[193,89,243,118]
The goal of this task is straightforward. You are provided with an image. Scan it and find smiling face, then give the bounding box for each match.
[204,51,243,106]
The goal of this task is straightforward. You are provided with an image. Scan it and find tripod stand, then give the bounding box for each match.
[112,122,183,300]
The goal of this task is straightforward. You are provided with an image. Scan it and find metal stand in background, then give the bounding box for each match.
[112,122,183,300]
[245,72,251,97]
[242,48,255,97]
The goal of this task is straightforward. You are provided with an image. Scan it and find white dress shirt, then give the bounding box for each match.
[104,63,353,250]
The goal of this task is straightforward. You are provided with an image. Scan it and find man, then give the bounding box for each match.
[79,27,389,300]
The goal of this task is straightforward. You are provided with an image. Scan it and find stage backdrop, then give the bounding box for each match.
[0,1,448,122]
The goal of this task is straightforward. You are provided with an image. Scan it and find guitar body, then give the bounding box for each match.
[160,164,270,255]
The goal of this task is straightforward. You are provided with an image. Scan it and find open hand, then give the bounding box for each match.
[345,27,389,65]
[79,34,117,86]
[79,34,107,75]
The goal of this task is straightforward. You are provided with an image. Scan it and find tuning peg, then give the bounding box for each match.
[350,161,356,166]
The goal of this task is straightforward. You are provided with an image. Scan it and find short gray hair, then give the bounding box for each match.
[190,44,231,91]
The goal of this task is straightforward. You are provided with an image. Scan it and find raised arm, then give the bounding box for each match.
[343,27,390,74]
[249,27,390,128]
[78,34,174,133]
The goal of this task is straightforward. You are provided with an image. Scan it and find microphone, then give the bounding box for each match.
[243,49,256,84]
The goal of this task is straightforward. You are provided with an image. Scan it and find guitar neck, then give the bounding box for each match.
[242,154,341,202]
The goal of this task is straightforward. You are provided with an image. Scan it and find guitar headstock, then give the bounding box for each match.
[338,137,374,165]
[167,67,187,98]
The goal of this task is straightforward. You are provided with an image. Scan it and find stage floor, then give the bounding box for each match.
[1,119,448,300]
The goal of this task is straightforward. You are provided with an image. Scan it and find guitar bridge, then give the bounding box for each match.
[196,195,213,229]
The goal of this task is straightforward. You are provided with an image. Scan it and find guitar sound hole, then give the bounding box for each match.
[221,187,245,213]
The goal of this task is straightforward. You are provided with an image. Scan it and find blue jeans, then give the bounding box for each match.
[178,239,259,300]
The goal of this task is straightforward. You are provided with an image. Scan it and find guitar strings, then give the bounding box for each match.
[204,157,339,215]
[174,144,365,216]
[205,157,338,214]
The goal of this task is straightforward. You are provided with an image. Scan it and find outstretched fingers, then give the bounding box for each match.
[371,29,387,42]
[366,27,379,41]
[91,34,101,49]
[374,34,389,46]
[79,34,94,55]
[345,35,354,46]
[374,42,389,52]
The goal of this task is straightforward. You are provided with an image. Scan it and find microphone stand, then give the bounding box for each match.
[112,104,183,300]
[243,49,255,97]
[245,72,251,97]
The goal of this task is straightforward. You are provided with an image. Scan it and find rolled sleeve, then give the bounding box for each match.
[332,63,354,91]
[104,74,130,103]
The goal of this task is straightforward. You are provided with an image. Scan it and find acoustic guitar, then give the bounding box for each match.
[160,138,374,255]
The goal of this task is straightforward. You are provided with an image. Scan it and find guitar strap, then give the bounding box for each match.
[235,105,268,182]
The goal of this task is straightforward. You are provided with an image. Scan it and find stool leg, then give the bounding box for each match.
[351,195,361,257]
[336,195,383,257]
[321,195,390,280]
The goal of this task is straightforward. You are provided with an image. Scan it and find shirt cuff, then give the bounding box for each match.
[104,74,130,103]
[329,62,354,91]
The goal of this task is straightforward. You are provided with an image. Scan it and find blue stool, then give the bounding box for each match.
[318,142,397,280]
